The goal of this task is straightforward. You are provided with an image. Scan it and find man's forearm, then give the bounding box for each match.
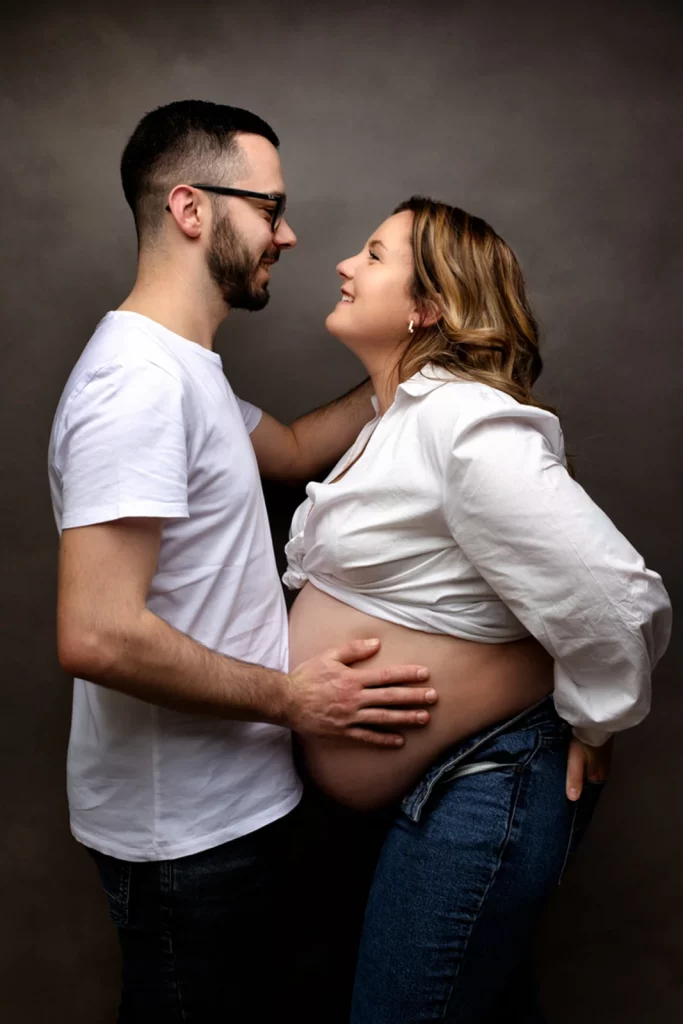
[62,607,290,725]
[289,377,375,479]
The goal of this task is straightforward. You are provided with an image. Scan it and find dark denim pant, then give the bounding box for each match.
[88,813,291,1023]
[351,696,603,1024]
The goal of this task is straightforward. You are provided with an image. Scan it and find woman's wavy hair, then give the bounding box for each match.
[394,196,553,412]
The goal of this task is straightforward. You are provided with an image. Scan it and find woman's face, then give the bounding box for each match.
[326,211,417,352]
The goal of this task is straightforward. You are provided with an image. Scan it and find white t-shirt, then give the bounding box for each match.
[48,311,302,861]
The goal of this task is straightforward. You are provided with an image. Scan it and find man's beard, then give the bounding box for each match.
[206,216,277,312]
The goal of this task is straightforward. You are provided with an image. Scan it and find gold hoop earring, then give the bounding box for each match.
[408,320,415,334]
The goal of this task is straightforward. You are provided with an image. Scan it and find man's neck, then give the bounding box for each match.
[119,260,228,350]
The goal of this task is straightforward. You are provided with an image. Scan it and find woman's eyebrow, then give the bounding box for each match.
[368,238,388,251]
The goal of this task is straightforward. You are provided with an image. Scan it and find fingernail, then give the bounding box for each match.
[365,637,380,646]
[425,688,437,701]
[568,788,580,801]
[417,711,429,723]
[417,668,429,680]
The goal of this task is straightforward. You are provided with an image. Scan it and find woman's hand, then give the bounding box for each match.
[566,735,614,800]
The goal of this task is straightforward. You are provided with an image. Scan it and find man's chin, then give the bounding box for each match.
[231,288,269,313]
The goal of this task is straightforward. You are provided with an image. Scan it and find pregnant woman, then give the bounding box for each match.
[284,197,671,1023]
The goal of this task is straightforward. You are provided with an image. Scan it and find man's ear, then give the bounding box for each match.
[166,185,204,239]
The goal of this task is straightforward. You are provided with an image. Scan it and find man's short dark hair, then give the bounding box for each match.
[120,99,279,241]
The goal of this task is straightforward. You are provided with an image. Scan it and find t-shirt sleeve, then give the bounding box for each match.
[55,360,190,529]
[235,395,263,434]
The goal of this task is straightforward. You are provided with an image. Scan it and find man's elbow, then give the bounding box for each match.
[278,461,309,486]
[57,625,119,681]
[281,425,315,483]
[261,449,308,486]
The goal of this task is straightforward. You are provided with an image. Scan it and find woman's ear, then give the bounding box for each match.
[413,301,440,329]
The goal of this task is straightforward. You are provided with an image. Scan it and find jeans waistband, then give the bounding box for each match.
[400,694,565,824]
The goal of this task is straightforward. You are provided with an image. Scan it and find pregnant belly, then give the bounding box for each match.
[288,582,554,811]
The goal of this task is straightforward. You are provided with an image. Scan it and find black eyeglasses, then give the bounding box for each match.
[165,184,286,232]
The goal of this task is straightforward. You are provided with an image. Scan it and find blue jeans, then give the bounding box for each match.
[88,813,291,1023]
[351,696,603,1023]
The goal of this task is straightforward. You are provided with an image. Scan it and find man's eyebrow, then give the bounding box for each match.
[368,238,388,251]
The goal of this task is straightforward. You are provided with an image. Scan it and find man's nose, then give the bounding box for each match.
[274,218,296,249]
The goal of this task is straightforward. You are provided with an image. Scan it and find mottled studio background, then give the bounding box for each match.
[1,0,681,1020]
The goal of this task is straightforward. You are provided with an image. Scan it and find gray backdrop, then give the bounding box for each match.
[2,1,681,1020]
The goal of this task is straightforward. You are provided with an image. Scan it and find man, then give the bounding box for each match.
[48,100,437,1021]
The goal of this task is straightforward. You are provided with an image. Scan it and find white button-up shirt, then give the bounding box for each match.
[285,365,671,747]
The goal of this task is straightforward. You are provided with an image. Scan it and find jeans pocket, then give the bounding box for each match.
[438,759,519,787]
[89,849,132,927]
[558,780,605,885]
[403,727,545,824]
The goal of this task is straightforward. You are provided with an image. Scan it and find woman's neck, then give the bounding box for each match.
[362,352,404,416]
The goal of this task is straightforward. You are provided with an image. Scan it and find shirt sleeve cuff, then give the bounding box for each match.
[61,501,189,529]
[572,726,613,748]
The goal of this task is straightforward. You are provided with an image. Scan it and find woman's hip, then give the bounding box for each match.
[400,694,570,824]
[350,697,604,1021]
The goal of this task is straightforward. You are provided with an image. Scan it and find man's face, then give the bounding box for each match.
[206,133,296,311]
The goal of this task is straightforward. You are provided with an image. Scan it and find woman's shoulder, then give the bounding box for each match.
[407,369,563,452]
[409,367,555,419]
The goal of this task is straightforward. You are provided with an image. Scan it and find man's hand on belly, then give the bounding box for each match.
[284,638,437,747]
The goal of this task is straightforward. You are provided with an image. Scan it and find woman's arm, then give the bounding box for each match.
[442,397,672,749]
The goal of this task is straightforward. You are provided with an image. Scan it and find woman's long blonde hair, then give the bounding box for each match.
[395,196,552,412]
